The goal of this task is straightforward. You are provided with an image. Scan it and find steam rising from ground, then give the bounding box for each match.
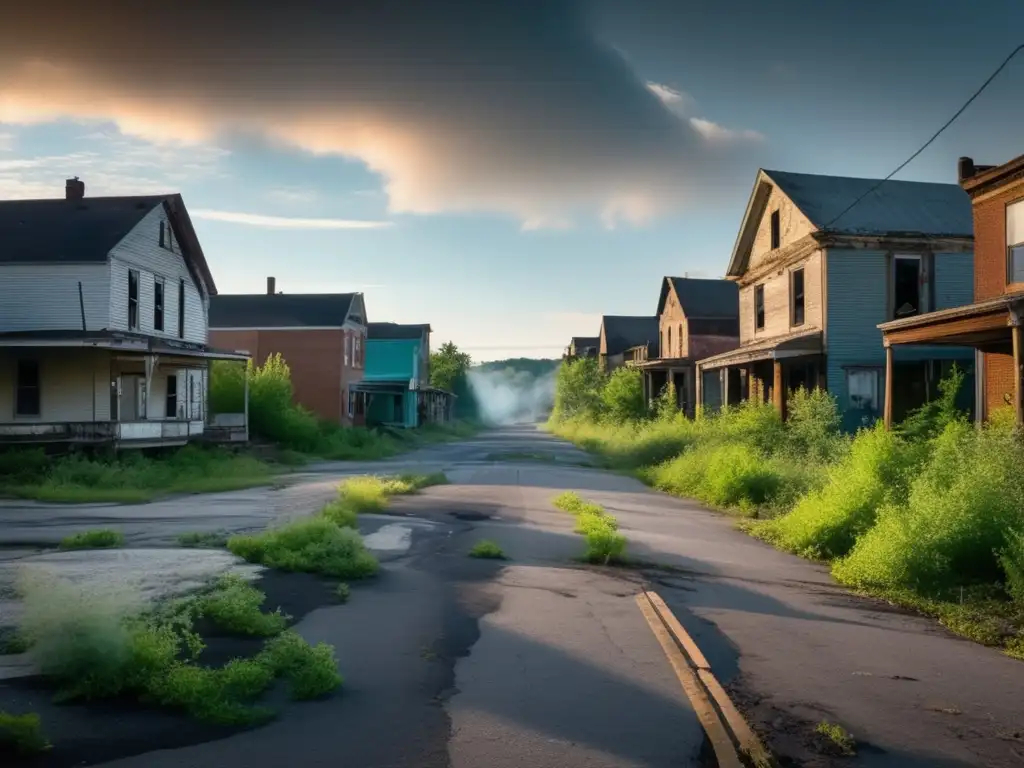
[467,367,557,426]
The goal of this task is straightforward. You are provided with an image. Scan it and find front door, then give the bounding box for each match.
[119,375,146,420]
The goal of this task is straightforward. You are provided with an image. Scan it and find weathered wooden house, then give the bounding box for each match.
[0,179,250,448]
[355,322,454,428]
[695,169,975,430]
[633,277,739,416]
[879,154,1024,427]
[598,316,659,373]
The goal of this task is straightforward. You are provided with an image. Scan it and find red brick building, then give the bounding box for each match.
[209,278,368,426]
[879,154,1024,426]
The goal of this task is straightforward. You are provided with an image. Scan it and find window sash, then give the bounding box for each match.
[165,374,178,418]
[791,269,805,326]
[846,368,879,412]
[754,285,765,329]
[154,280,165,331]
[1010,244,1024,285]
[128,270,140,329]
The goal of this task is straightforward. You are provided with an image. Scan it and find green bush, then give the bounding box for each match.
[834,421,1024,592]
[59,529,124,550]
[260,630,343,700]
[334,582,351,603]
[177,531,228,549]
[0,712,51,756]
[765,425,917,558]
[197,575,288,637]
[999,530,1024,604]
[602,367,647,422]
[228,518,379,579]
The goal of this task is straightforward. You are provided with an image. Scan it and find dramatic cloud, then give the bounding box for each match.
[0,1,764,226]
[647,83,764,144]
[190,210,391,230]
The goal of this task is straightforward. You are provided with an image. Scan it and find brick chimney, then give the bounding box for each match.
[65,177,85,200]
[267,276,276,295]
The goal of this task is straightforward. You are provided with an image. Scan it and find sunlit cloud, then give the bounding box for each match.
[191,209,392,229]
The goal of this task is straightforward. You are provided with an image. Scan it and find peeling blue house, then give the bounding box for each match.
[696,169,976,431]
[357,322,454,428]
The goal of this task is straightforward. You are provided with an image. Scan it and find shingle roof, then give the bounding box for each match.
[570,336,600,349]
[0,196,166,264]
[368,322,430,340]
[657,277,738,319]
[601,315,659,356]
[764,170,973,237]
[209,294,357,328]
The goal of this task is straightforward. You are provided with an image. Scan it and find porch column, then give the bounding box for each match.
[243,362,250,442]
[1013,325,1023,428]
[883,344,894,430]
[695,366,703,418]
[772,359,784,416]
[721,368,729,407]
[143,354,157,420]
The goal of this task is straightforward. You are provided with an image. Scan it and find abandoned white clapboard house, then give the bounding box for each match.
[0,178,250,448]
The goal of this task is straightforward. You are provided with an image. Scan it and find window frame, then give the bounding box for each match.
[753,284,766,331]
[891,253,923,320]
[845,366,881,414]
[128,269,140,330]
[769,209,780,251]
[165,373,178,418]
[344,334,351,366]
[178,279,186,339]
[15,359,41,417]
[154,277,165,332]
[1007,198,1024,288]
[790,267,805,327]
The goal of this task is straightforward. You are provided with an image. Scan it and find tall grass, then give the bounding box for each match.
[0,445,275,503]
[549,365,1024,654]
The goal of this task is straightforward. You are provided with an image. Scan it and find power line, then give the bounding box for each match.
[823,42,1024,231]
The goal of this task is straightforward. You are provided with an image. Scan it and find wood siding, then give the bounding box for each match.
[739,250,824,343]
[747,185,815,271]
[826,248,975,431]
[658,288,688,358]
[0,263,110,332]
[108,205,207,344]
[0,348,110,422]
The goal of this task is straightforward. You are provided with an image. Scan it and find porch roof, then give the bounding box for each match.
[878,292,1024,351]
[633,357,696,371]
[0,330,249,361]
[696,329,823,371]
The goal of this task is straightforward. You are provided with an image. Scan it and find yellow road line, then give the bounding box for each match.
[634,593,743,768]
[644,590,774,768]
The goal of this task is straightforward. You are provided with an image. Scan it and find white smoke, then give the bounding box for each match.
[467,366,558,426]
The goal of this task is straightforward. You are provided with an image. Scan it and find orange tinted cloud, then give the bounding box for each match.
[0,1,763,226]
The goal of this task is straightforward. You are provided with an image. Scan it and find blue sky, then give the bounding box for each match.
[1,1,1022,360]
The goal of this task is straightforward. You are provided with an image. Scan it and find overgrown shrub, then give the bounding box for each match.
[228,518,379,579]
[834,421,1024,592]
[260,630,343,700]
[197,574,288,637]
[59,529,124,550]
[602,367,646,422]
[469,539,505,559]
[0,712,50,756]
[999,530,1024,604]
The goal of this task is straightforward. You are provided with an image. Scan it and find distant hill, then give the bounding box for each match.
[472,357,561,376]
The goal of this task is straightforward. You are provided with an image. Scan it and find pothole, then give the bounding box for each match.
[448,511,492,522]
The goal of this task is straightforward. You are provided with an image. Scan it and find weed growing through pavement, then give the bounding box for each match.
[552,492,627,565]
[196,574,288,637]
[0,628,30,655]
[177,531,229,549]
[469,540,506,559]
[58,529,124,550]
[15,574,342,725]
[815,721,855,756]
[228,518,379,579]
[334,583,351,603]
[0,712,51,756]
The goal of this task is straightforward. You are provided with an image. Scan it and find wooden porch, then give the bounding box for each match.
[879,294,1024,428]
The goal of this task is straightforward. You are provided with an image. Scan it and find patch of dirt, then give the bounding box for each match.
[0,569,342,768]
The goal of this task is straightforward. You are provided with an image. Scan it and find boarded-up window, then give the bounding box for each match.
[1008,200,1024,284]
[16,360,40,417]
[791,268,805,326]
[754,284,765,330]
[128,269,140,330]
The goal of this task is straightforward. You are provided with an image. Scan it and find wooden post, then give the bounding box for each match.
[883,344,894,430]
[772,359,784,416]
[695,365,703,419]
[1013,325,1023,428]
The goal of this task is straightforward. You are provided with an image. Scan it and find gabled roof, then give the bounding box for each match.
[656,277,738,319]
[0,193,219,295]
[570,336,600,349]
[209,293,361,328]
[727,169,974,276]
[368,322,431,340]
[600,315,659,356]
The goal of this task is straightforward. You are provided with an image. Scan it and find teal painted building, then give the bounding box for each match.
[696,169,976,431]
[356,322,454,428]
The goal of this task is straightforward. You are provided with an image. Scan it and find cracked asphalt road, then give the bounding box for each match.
[3,425,1024,767]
